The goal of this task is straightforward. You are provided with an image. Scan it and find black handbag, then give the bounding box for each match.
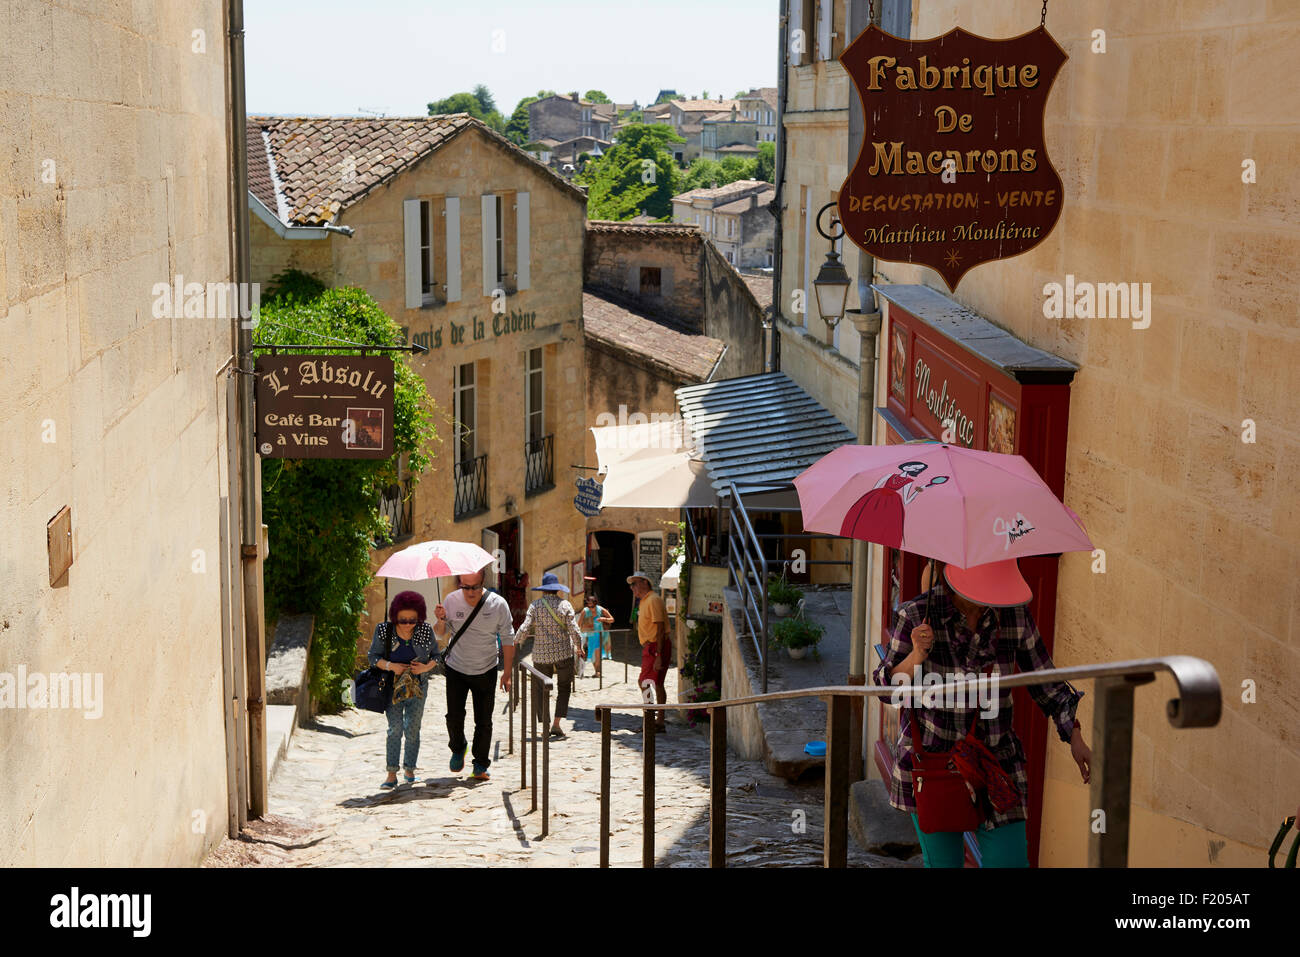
[353,620,393,713]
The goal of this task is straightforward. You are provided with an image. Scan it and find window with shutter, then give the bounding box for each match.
[817,0,833,61]
[454,362,476,464]
[516,192,531,290]
[403,198,422,310]
[481,194,497,297]
[445,196,461,302]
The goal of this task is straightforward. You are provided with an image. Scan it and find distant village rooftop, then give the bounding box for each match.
[246,113,584,228]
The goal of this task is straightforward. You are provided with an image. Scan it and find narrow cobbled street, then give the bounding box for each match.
[207,655,911,868]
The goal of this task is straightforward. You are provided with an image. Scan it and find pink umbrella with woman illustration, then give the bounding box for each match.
[838,459,950,548]
[794,443,1092,569]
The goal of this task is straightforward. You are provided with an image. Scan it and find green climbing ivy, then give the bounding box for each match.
[256,279,437,711]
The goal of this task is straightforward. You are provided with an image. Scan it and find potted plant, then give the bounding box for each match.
[772,618,823,660]
[767,576,804,617]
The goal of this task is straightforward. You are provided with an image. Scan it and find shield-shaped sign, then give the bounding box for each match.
[839,25,1067,289]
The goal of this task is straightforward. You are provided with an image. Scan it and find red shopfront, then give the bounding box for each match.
[871,284,1078,868]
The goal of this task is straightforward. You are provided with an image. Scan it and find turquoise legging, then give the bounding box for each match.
[911,815,1028,868]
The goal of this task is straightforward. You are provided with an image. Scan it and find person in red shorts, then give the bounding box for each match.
[629,570,670,733]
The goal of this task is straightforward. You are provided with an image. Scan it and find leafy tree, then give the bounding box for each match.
[756,141,775,183]
[256,280,437,712]
[681,157,724,192]
[584,89,611,103]
[576,123,684,220]
[427,91,505,132]
[719,154,758,181]
[472,84,497,116]
[679,154,761,193]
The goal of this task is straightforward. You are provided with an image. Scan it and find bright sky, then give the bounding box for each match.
[245,0,777,118]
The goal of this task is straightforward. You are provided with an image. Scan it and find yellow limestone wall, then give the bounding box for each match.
[0,0,234,865]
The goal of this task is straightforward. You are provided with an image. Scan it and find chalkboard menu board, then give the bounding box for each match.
[637,535,663,588]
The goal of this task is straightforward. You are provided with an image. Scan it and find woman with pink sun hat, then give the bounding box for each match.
[875,556,1094,868]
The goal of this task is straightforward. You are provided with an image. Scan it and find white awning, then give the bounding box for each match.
[590,422,716,508]
[591,420,692,471]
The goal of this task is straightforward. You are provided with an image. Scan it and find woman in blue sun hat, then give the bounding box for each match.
[514,572,586,739]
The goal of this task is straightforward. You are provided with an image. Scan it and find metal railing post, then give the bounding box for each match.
[508,663,514,756]
[710,705,727,868]
[530,674,540,813]
[599,706,612,868]
[643,711,656,868]
[824,693,850,868]
[520,663,528,790]
[1089,674,1149,867]
[540,671,551,838]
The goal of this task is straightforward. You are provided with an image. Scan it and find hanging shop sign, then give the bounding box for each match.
[838,24,1067,289]
[574,477,603,516]
[254,355,394,459]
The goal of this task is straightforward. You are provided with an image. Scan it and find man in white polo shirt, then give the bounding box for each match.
[433,568,515,781]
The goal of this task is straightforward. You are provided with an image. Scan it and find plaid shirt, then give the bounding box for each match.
[516,595,584,666]
[872,580,1082,830]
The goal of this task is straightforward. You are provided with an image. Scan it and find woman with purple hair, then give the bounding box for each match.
[367,590,438,788]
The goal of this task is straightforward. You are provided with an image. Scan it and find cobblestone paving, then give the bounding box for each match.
[208,659,915,868]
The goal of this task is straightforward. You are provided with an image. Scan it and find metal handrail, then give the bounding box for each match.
[593,654,1221,868]
[510,659,554,837]
[725,481,770,692]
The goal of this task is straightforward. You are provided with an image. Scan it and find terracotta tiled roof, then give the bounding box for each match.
[246,114,584,227]
[670,179,772,206]
[246,122,278,212]
[739,272,773,316]
[715,187,774,214]
[587,220,700,238]
[583,290,725,382]
[671,98,741,113]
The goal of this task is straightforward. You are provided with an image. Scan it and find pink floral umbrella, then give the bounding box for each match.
[793,443,1093,568]
[376,540,495,607]
[377,540,494,580]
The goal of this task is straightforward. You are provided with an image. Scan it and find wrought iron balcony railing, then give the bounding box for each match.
[524,434,554,496]
[376,477,414,544]
[454,453,488,520]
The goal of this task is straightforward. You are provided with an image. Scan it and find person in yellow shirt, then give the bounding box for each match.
[629,571,670,732]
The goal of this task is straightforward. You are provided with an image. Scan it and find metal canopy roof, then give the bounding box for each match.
[675,372,856,495]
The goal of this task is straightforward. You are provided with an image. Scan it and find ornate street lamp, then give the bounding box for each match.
[813,202,851,328]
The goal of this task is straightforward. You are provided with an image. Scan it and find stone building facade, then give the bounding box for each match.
[671,180,776,268]
[583,221,766,383]
[775,0,1300,866]
[581,221,767,628]
[527,94,613,145]
[1,0,237,865]
[248,115,589,634]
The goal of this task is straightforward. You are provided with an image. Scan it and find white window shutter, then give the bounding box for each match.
[790,0,804,64]
[445,197,461,302]
[516,191,530,291]
[481,194,497,297]
[403,199,422,309]
[818,0,832,60]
